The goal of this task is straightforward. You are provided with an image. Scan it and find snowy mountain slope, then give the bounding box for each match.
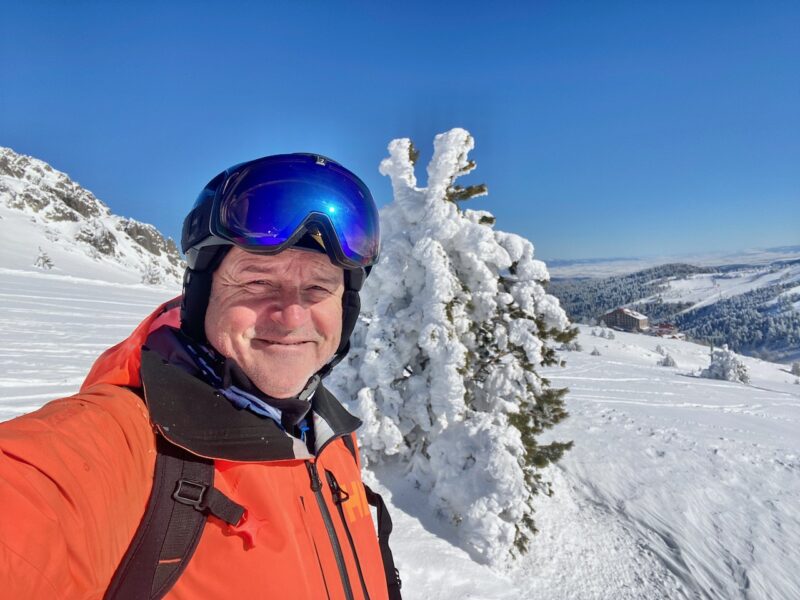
[531,330,800,599]
[0,268,179,420]
[550,259,800,363]
[644,260,800,312]
[0,147,183,285]
[1,261,798,598]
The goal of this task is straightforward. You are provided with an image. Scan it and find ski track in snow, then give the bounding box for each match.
[528,337,800,600]
[0,269,177,419]
[1,266,799,599]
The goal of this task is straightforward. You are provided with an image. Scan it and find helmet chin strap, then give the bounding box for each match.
[295,373,322,402]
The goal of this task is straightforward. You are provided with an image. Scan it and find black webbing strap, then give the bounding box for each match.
[363,485,402,600]
[342,433,358,463]
[104,437,244,600]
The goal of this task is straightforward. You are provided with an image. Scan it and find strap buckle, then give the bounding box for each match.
[173,479,207,509]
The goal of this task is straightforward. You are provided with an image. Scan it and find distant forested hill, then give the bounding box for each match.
[548,260,800,363]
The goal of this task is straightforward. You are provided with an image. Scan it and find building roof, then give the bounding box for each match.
[604,307,648,321]
[620,307,648,320]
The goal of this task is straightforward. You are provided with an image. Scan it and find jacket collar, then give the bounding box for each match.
[83,299,361,462]
[140,345,361,462]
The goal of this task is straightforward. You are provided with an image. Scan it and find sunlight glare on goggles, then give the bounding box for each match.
[211,158,380,267]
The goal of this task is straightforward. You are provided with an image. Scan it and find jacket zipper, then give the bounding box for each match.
[306,460,355,600]
[299,496,333,600]
[325,469,371,600]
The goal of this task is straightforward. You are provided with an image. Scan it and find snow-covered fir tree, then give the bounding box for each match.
[791,361,800,377]
[701,345,750,384]
[330,128,575,565]
[33,247,53,270]
[658,353,677,367]
[141,258,164,285]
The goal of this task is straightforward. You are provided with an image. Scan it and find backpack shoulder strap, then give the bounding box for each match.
[104,436,244,600]
[363,484,403,600]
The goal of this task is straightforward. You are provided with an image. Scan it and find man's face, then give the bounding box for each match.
[204,247,344,398]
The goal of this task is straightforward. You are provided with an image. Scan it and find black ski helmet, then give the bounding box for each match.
[179,153,380,371]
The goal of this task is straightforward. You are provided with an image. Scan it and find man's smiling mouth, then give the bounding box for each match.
[255,338,313,346]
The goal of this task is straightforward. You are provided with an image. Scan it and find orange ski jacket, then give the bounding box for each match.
[0,300,390,599]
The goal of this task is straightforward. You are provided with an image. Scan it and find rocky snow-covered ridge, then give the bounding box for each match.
[0,146,183,286]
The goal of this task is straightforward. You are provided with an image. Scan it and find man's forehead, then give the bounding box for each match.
[224,247,343,279]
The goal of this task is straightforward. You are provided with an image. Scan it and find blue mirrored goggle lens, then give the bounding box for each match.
[212,160,379,266]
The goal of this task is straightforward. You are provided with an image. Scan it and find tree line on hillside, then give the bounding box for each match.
[674,284,800,360]
[549,268,800,362]
[547,263,710,320]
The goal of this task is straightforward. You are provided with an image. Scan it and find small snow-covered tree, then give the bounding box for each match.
[791,361,800,377]
[330,128,575,565]
[701,345,750,384]
[658,353,676,367]
[141,258,164,285]
[655,344,666,356]
[34,247,54,270]
[591,347,601,356]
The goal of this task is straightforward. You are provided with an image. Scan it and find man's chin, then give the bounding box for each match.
[245,362,318,399]
[254,380,309,399]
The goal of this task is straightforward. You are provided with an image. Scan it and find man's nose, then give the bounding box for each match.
[268,289,310,330]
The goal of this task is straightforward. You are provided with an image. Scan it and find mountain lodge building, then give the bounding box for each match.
[602,307,649,332]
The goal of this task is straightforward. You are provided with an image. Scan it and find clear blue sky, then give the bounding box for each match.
[2,1,798,260]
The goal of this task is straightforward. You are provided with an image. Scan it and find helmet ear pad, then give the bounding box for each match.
[338,289,361,356]
[180,246,231,343]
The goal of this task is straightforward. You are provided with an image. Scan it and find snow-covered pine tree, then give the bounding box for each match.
[330,128,575,565]
[791,361,800,377]
[141,258,164,285]
[658,353,676,367]
[33,247,54,270]
[701,344,750,384]
[561,339,582,352]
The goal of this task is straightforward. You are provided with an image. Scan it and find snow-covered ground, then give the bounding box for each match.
[0,268,177,419]
[2,261,798,599]
[0,202,152,285]
[531,331,799,599]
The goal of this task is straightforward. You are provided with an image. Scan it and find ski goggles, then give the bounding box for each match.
[201,155,380,269]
